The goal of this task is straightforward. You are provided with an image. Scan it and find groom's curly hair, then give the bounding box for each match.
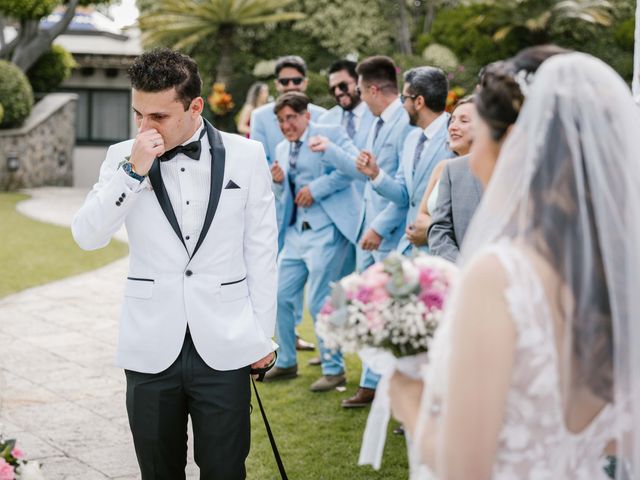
[128,48,202,110]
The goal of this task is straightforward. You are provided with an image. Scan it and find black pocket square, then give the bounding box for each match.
[225,180,241,189]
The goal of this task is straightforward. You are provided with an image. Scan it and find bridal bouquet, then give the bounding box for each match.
[318,252,457,470]
[317,252,457,357]
[0,437,45,480]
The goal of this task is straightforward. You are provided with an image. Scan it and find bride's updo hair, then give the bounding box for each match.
[476,45,570,142]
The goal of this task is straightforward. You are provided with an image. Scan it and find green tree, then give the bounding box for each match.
[138,0,305,84]
[293,0,392,57]
[0,0,108,71]
[477,0,614,43]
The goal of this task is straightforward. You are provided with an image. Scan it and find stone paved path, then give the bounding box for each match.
[0,187,198,479]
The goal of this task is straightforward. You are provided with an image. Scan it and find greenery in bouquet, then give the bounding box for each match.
[0,437,44,480]
[317,253,457,358]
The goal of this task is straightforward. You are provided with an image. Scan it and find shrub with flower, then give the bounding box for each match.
[318,252,458,471]
[0,437,44,480]
[207,82,234,116]
[317,252,457,357]
[445,85,467,113]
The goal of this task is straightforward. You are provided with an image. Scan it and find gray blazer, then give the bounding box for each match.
[428,155,483,263]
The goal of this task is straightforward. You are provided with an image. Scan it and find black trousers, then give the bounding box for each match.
[125,329,251,480]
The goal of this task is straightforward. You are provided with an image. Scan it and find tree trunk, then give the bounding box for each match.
[396,0,412,55]
[215,25,235,85]
[10,0,79,72]
[423,0,436,35]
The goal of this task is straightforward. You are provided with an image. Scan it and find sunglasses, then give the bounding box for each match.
[277,77,304,87]
[400,93,418,103]
[329,81,350,95]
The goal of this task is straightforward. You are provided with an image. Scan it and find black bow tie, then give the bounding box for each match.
[159,128,205,162]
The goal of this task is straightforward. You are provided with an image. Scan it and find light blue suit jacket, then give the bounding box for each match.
[250,101,327,165]
[317,104,376,150]
[372,116,454,254]
[317,104,376,199]
[273,123,361,244]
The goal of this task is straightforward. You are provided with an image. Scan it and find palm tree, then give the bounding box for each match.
[138,0,304,85]
[484,0,613,42]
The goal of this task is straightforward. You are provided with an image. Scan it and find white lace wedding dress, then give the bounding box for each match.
[412,240,615,479]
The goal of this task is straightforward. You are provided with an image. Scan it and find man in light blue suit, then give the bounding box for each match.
[358,66,455,255]
[262,93,361,392]
[313,56,414,271]
[250,55,327,166]
[316,60,376,287]
[250,56,324,352]
[310,56,415,408]
[318,59,376,153]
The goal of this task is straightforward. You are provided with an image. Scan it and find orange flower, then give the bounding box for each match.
[445,86,466,113]
[208,82,235,115]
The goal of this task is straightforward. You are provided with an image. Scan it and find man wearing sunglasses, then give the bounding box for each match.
[250,56,326,354]
[309,56,415,408]
[250,56,327,169]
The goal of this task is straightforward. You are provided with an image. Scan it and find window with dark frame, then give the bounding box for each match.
[62,89,131,145]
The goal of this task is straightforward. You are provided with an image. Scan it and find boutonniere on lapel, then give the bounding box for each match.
[117,156,154,191]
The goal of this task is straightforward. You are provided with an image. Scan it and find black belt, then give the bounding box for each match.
[301,221,311,231]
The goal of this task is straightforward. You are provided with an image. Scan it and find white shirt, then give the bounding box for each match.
[365,98,403,151]
[160,120,211,255]
[342,100,367,134]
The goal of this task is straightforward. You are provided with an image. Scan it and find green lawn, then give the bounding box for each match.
[0,192,408,478]
[247,318,408,479]
[0,193,129,298]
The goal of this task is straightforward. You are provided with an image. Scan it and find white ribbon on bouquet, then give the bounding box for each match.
[357,347,428,470]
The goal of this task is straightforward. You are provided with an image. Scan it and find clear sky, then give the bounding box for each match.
[109,0,139,29]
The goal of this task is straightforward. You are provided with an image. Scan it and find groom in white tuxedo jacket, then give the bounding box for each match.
[72,49,277,480]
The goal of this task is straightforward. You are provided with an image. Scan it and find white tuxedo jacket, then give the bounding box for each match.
[72,120,278,374]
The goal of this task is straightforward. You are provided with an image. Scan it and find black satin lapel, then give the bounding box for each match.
[191,119,225,259]
[147,158,187,251]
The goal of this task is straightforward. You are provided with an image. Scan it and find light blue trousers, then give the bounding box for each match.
[275,224,350,376]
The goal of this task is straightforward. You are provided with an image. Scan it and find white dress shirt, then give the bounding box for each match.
[343,100,368,134]
[160,120,211,255]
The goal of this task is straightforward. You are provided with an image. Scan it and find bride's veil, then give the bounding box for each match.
[454,52,640,477]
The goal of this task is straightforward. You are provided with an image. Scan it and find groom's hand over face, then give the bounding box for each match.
[130,129,165,176]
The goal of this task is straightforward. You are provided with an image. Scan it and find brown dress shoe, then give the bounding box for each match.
[262,365,298,382]
[295,335,316,351]
[309,373,346,392]
[341,387,375,408]
[307,356,321,366]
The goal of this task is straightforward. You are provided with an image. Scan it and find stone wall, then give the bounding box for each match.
[0,93,77,191]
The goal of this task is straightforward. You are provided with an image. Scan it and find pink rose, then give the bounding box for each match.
[420,290,444,310]
[319,301,334,316]
[369,287,390,303]
[419,268,435,289]
[11,446,24,460]
[367,272,389,290]
[0,459,15,480]
[356,287,373,304]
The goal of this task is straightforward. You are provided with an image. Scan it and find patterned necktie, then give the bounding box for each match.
[159,128,205,162]
[373,117,384,144]
[412,133,427,173]
[288,141,302,225]
[345,110,356,139]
